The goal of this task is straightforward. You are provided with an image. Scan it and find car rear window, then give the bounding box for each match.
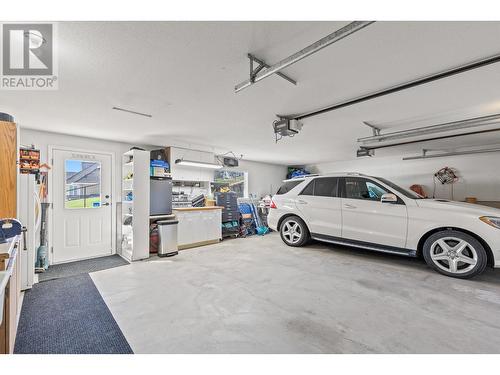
[276,180,303,195]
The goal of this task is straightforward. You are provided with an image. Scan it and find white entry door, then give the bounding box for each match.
[52,149,113,264]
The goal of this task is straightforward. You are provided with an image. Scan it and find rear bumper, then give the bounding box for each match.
[267,212,279,232]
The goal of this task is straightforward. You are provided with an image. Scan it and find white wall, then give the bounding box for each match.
[307,153,500,202]
[21,129,288,201]
[19,129,288,254]
[170,146,287,198]
[20,129,143,202]
[233,159,287,199]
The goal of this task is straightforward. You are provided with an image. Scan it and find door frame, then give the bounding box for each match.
[48,145,116,265]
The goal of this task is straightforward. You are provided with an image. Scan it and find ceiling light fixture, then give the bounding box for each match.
[112,107,152,118]
[175,159,222,169]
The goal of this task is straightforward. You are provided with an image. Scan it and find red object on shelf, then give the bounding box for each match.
[149,224,159,253]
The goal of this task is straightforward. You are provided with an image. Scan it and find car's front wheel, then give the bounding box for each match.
[422,230,488,278]
[280,216,309,247]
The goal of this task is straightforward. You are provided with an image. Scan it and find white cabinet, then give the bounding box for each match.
[206,209,222,240]
[173,208,222,249]
[169,147,215,182]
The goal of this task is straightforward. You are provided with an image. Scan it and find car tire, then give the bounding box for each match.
[280,216,310,247]
[422,230,488,279]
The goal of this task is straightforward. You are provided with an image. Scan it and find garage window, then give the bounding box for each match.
[213,169,248,198]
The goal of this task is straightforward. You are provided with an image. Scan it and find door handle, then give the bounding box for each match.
[344,203,357,209]
[103,203,110,206]
[22,227,27,251]
[297,200,308,205]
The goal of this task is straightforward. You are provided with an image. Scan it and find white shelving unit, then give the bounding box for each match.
[121,149,150,261]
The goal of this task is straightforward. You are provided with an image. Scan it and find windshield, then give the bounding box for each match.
[375,177,424,199]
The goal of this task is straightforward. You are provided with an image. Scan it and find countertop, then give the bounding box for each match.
[172,206,224,212]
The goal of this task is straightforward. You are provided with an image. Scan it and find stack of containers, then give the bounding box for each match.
[238,203,255,236]
[215,192,240,237]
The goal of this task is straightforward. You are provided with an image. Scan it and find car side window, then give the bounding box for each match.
[344,177,389,201]
[314,177,339,197]
[300,177,338,197]
[300,180,315,196]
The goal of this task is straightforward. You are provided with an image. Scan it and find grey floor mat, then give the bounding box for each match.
[38,254,129,282]
[14,274,133,354]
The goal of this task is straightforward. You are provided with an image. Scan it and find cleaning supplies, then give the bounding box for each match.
[35,203,50,271]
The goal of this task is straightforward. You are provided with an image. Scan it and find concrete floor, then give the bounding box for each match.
[91,232,500,353]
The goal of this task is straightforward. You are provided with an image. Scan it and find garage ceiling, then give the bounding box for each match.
[2,21,500,165]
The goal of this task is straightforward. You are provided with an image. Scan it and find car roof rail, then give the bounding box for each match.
[320,171,367,177]
[282,172,369,182]
[282,174,319,182]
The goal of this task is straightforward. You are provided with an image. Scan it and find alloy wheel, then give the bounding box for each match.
[429,237,478,274]
[282,220,302,244]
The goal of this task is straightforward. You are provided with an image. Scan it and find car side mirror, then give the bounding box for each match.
[381,193,398,203]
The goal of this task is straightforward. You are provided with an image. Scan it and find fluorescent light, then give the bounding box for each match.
[175,159,222,169]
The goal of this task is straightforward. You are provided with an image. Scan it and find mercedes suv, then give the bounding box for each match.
[268,173,500,278]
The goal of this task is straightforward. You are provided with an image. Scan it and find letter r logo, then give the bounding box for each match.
[2,24,53,76]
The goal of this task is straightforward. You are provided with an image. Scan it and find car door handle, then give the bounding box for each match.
[344,203,357,209]
[297,200,308,204]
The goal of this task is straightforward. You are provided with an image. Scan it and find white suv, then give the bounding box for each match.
[268,173,500,279]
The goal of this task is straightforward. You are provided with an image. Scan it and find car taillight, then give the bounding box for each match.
[270,200,277,209]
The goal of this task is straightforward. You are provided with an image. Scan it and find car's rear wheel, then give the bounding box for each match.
[280,216,309,247]
[422,230,488,278]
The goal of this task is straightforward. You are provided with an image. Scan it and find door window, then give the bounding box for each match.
[314,177,339,197]
[65,160,102,209]
[300,177,339,197]
[344,177,389,201]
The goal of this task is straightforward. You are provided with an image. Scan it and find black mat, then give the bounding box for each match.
[38,254,129,282]
[14,274,133,354]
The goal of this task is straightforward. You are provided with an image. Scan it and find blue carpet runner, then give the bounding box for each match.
[14,274,133,354]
